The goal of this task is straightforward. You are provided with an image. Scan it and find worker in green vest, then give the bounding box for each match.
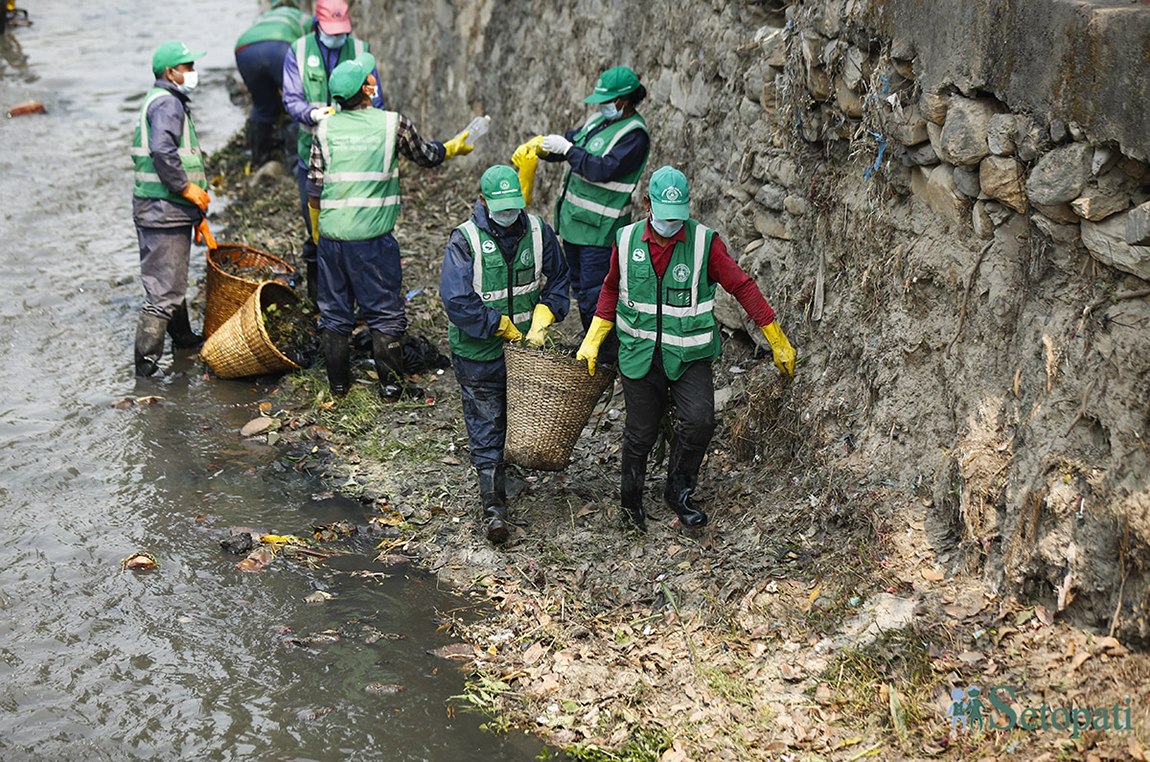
[577,167,797,531]
[234,0,311,168]
[130,41,212,377]
[439,166,570,543]
[520,67,650,348]
[307,53,472,402]
[282,0,383,301]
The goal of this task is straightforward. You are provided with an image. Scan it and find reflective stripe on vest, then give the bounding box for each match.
[618,222,715,318]
[235,8,310,48]
[459,216,543,309]
[316,109,401,240]
[295,35,367,159]
[131,88,206,201]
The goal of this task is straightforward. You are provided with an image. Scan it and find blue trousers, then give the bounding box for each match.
[235,41,289,124]
[137,225,191,319]
[561,241,612,329]
[316,233,406,335]
[453,353,507,469]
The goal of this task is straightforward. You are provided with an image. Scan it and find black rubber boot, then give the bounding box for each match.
[664,473,708,528]
[247,119,275,168]
[320,329,350,396]
[371,331,425,402]
[305,260,318,303]
[477,465,509,544]
[166,301,203,349]
[134,313,168,377]
[620,454,647,532]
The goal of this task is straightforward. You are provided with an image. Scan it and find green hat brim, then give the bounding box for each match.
[582,87,637,104]
[485,192,525,212]
[650,199,690,220]
[329,52,376,100]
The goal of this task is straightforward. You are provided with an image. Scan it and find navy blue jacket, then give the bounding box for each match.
[541,115,649,183]
[440,200,570,343]
[132,79,203,228]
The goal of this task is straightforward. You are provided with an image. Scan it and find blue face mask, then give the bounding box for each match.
[600,102,621,121]
[489,208,520,228]
[650,217,683,238]
[318,31,348,49]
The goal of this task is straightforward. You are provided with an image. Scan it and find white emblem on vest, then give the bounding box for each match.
[631,248,645,262]
[588,137,605,152]
[481,240,497,253]
[307,55,321,68]
[520,250,532,266]
[672,263,691,283]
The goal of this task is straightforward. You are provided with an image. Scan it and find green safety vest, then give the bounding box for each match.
[614,219,721,381]
[131,87,206,204]
[315,109,401,241]
[294,33,368,162]
[449,216,545,362]
[555,112,648,247]
[235,7,311,49]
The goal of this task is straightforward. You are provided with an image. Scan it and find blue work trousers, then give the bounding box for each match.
[235,40,290,124]
[316,233,406,335]
[137,225,191,319]
[453,353,507,469]
[562,241,612,329]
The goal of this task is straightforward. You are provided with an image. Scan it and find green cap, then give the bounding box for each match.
[583,66,641,104]
[329,52,376,100]
[648,166,690,220]
[480,165,526,212]
[152,41,206,75]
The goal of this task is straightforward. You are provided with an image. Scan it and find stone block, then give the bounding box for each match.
[755,184,787,211]
[983,201,1012,226]
[882,103,928,147]
[1033,201,1079,224]
[760,80,779,114]
[952,166,981,198]
[910,166,929,202]
[842,46,866,90]
[1070,188,1130,222]
[904,141,939,166]
[925,164,965,225]
[754,211,791,240]
[835,76,862,118]
[972,200,994,240]
[986,114,1016,156]
[979,156,1028,213]
[927,121,944,159]
[1124,202,1150,246]
[1092,145,1119,176]
[784,195,808,216]
[1082,213,1150,281]
[1118,156,1150,182]
[1015,118,1045,163]
[920,91,947,125]
[808,66,832,101]
[938,96,1000,166]
[1032,213,1082,248]
[1025,143,1092,206]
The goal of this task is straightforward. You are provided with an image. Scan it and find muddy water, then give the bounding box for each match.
[0,4,545,760]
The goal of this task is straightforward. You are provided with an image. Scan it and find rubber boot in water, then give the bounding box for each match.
[305,261,318,303]
[371,331,424,402]
[477,465,509,544]
[320,329,351,396]
[247,119,275,169]
[664,472,708,528]
[620,454,647,532]
[166,301,203,349]
[134,312,168,377]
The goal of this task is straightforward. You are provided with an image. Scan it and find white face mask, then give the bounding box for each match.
[175,69,198,94]
[318,31,348,49]
[650,217,683,237]
[489,208,520,228]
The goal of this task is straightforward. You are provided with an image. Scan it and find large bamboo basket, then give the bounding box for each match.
[204,245,295,339]
[503,343,616,471]
[200,282,301,378]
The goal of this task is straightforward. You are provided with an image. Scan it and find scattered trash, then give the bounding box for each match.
[7,100,45,118]
[220,532,254,555]
[427,643,474,661]
[365,683,406,696]
[111,395,166,409]
[120,552,157,571]
[303,590,333,604]
[235,547,274,572]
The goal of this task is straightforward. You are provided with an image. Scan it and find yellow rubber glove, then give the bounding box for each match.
[495,314,523,343]
[194,220,217,249]
[181,183,210,211]
[576,316,614,376]
[512,141,540,207]
[524,304,555,348]
[442,131,474,160]
[762,321,796,377]
[526,133,549,157]
[308,202,320,245]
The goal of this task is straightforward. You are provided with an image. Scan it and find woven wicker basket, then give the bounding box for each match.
[503,343,616,471]
[200,282,301,378]
[204,245,295,339]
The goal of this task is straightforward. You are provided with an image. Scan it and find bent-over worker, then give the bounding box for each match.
[439,166,569,544]
[308,53,473,401]
[577,167,797,531]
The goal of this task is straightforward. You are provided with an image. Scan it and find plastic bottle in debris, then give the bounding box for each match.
[455,114,490,142]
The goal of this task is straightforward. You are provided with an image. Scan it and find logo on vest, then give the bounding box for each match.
[672,263,691,283]
[520,250,533,267]
[631,248,646,262]
[481,240,497,253]
[588,137,605,152]
[661,186,683,202]
[307,55,321,68]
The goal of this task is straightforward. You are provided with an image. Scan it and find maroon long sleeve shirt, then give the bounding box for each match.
[593,221,776,327]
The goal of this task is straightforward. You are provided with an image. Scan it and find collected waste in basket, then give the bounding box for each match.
[503,342,615,471]
[202,226,295,339]
[201,281,309,378]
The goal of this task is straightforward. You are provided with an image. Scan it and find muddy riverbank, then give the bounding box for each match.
[206,135,1150,760]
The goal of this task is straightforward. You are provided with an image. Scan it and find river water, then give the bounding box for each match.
[0,4,546,760]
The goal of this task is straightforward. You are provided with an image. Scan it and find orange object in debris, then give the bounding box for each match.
[6,101,46,118]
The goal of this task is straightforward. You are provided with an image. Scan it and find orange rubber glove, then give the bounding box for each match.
[194,220,217,249]
[181,183,210,211]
